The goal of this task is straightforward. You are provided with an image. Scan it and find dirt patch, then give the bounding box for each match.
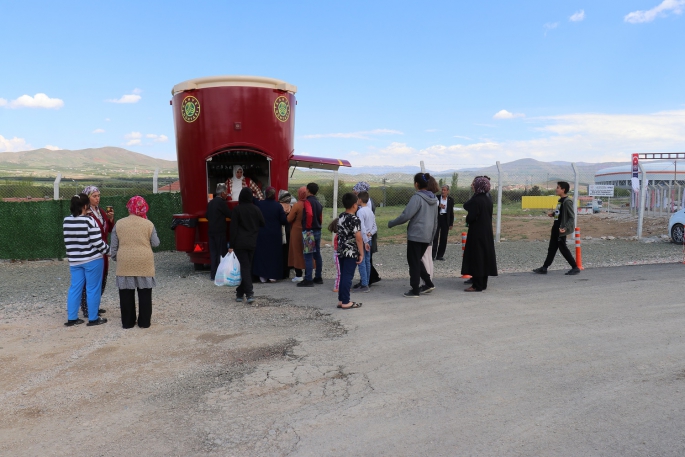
[379,212,670,244]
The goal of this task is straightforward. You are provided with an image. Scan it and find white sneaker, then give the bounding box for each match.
[292,276,304,283]
[259,277,267,283]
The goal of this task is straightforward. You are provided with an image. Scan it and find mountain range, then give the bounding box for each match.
[0,147,177,178]
[0,147,635,183]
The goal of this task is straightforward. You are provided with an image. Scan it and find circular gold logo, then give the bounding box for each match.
[274,96,290,122]
[181,96,200,123]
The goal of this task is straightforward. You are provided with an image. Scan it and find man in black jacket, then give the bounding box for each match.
[206,183,232,280]
[433,184,454,261]
[229,188,265,302]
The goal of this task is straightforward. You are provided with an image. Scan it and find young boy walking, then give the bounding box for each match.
[337,193,364,309]
[353,191,377,293]
[533,181,581,275]
[298,182,324,287]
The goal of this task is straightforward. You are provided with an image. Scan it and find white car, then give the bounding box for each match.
[668,209,685,243]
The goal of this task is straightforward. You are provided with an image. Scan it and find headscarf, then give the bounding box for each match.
[233,166,243,179]
[265,186,277,200]
[126,195,149,219]
[353,181,370,193]
[278,190,292,203]
[238,187,253,204]
[473,177,491,194]
[82,185,100,197]
[297,186,307,202]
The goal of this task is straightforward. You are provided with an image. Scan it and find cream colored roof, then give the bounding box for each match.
[172,75,297,95]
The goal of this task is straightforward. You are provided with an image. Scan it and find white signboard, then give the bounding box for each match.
[589,185,614,197]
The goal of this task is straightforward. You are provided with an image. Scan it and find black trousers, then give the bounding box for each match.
[119,288,152,329]
[433,213,450,259]
[407,240,433,293]
[234,249,255,297]
[543,227,577,269]
[209,233,228,280]
[471,276,488,291]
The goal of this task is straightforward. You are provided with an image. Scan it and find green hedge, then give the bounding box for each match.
[0,193,182,260]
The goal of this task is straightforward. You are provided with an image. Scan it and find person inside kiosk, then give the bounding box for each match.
[206,150,268,202]
[226,166,264,201]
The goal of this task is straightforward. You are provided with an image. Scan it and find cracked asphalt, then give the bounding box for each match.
[2,252,685,456]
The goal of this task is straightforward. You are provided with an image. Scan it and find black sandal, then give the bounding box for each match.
[64,318,84,326]
[340,302,362,309]
[87,317,108,326]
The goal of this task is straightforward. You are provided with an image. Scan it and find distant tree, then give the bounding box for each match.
[438,178,444,188]
[529,185,542,196]
[451,172,458,190]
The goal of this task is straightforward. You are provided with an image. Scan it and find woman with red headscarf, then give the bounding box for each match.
[286,186,307,282]
[110,196,160,328]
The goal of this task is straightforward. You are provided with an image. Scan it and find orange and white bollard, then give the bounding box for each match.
[574,227,584,270]
[461,231,472,278]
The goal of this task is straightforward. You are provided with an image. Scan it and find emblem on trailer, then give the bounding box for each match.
[273,96,290,122]
[181,96,201,123]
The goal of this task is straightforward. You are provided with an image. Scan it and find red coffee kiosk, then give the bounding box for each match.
[170,75,351,268]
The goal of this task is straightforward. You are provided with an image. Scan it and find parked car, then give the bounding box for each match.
[585,201,600,214]
[668,209,685,243]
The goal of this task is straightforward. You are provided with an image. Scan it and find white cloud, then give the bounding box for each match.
[3,93,64,109]
[625,0,685,23]
[105,118,111,121]
[493,109,525,119]
[146,134,169,142]
[0,135,31,152]
[569,10,585,22]
[453,135,473,140]
[106,93,142,104]
[132,88,143,94]
[425,129,439,132]
[44,145,61,150]
[124,131,142,146]
[351,109,685,169]
[301,129,403,139]
[543,22,559,35]
[92,128,105,134]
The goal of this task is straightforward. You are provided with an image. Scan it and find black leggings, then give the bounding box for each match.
[119,288,152,328]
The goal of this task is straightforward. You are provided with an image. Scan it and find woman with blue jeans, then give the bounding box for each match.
[63,194,110,326]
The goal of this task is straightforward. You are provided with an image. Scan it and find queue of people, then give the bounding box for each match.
[64,174,583,324]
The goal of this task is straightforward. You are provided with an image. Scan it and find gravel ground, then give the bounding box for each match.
[0,238,682,456]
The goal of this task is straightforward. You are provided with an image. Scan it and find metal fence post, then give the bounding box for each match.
[496,161,502,242]
[53,173,62,200]
[153,168,159,194]
[572,163,579,230]
[332,169,339,219]
[638,163,647,238]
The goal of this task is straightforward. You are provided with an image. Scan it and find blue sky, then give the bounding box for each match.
[1,0,684,170]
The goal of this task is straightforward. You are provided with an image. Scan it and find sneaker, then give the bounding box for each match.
[565,267,581,275]
[64,318,84,327]
[259,277,267,283]
[236,296,244,302]
[403,289,420,298]
[292,276,304,283]
[86,317,107,326]
[463,278,473,284]
[533,267,548,274]
[420,284,435,294]
[352,282,363,290]
[246,296,255,303]
[354,285,370,293]
[297,280,315,287]
[435,257,445,261]
[313,277,324,285]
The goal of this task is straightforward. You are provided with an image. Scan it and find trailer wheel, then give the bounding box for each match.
[671,223,684,244]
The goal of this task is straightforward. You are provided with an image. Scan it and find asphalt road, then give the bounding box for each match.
[268,263,685,456]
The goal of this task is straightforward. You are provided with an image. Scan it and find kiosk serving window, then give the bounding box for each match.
[206,149,270,200]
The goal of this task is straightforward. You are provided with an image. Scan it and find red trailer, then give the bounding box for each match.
[170,75,351,268]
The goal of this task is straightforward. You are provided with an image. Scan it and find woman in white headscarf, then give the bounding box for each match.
[225,166,264,202]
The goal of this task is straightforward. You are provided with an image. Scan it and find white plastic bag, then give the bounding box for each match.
[215,252,241,287]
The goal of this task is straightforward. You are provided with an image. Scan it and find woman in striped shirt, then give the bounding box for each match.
[63,194,110,326]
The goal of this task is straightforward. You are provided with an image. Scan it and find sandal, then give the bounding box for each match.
[464,287,482,292]
[87,317,108,326]
[340,302,362,309]
[64,318,84,326]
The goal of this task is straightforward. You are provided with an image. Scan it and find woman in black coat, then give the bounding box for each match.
[253,186,287,282]
[461,177,498,292]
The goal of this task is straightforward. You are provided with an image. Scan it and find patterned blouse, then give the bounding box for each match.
[337,212,361,259]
